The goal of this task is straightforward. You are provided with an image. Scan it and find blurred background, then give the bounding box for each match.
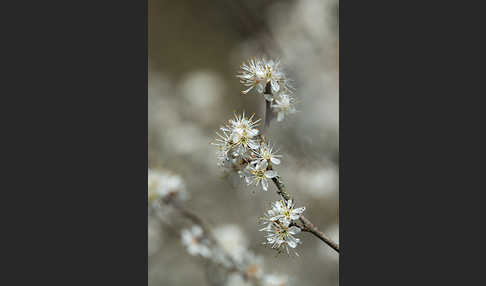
[148,0,338,285]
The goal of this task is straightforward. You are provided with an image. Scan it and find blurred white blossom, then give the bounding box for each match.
[213,224,248,263]
[240,252,264,281]
[263,274,290,286]
[181,225,212,258]
[180,70,224,124]
[271,93,297,122]
[297,166,338,199]
[164,123,209,155]
[180,71,223,109]
[225,273,253,286]
[148,169,188,203]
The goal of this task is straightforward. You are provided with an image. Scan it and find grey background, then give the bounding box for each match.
[148,0,338,285]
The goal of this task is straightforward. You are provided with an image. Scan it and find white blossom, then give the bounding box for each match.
[237,58,290,98]
[260,221,302,255]
[252,141,282,166]
[271,93,297,122]
[266,199,306,226]
[245,160,277,191]
[148,169,188,203]
[181,225,212,258]
[214,112,261,158]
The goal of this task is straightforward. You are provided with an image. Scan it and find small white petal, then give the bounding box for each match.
[256,83,265,93]
[265,170,277,178]
[260,160,268,170]
[242,86,254,94]
[247,128,259,137]
[288,226,301,235]
[248,140,259,150]
[270,157,281,165]
[271,80,280,93]
[287,238,297,248]
[287,236,300,248]
[293,207,306,214]
[261,179,268,191]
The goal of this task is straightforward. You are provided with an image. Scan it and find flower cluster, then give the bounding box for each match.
[212,113,282,191]
[237,57,296,122]
[148,169,188,204]
[260,200,306,255]
[211,59,309,257]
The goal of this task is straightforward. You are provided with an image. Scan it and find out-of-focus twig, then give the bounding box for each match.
[157,197,259,284]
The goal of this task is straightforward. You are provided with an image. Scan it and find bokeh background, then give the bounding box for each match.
[148,0,338,285]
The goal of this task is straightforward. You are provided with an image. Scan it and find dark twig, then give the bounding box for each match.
[300,215,340,252]
[263,84,340,253]
[263,83,273,131]
[269,175,340,253]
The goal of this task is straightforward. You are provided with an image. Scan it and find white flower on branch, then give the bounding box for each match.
[260,221,302,255]
[181,225,212,258]
[252,141,282,167]
[148,169,188,203]
[267,199,306,226]
[237,58,290,98]
[214,112,261,158]
[245,160,278,191]
[271,93,297,122]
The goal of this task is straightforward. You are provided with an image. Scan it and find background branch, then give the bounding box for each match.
[157,197,259,284]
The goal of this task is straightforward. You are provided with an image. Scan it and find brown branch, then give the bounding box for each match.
[299,215,339,253]
[269,176,339,253]
[263,82,273,131]
[263,82,339,253]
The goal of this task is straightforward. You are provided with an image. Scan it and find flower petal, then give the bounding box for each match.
[271,80,280,93]
[265,170,277,178]
[260,160,268,170]
[293,207,306,214]
[261,179,268,191]
[288,226,301,235]
[270,157,281,165]
[264,93,274,101]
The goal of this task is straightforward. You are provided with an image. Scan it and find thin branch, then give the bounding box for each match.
[264,82,340,253]
[263,83,273,132]
[270,175,340,253]
[299,215,340,253]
